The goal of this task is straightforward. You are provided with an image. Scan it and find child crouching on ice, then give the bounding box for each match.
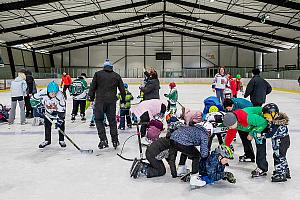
[38,81,66,148]
[197,144,236,185]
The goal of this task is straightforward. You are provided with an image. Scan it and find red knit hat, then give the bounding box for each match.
[169,82,176,89]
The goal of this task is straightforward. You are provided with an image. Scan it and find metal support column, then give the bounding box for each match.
[144,35,146,70]
[61,52,63,69]
[125,39,128,78]
[254,51,256,68]
[68,50,71,68]
[277,49,279,71]
[236,47,239,67]
[262,53,265,72]
[21,50,26,68]
[200,39,202,68]
[87,46,90,68]
[181,34,183,71]
[32,51,39,72]
[106,42,109,59]
[298,44,299,70]
[218,43,220,67]
[49,53,54,69]
[7,47,16,78]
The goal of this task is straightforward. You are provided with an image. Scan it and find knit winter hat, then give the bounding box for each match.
[103,59,113,70]
[223,112,237,127]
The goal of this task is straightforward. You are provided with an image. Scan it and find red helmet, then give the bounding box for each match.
[169,82,176,88]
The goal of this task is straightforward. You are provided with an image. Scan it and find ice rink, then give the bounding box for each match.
[0,84,299,200]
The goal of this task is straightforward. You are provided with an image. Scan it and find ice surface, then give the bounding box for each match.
[0,84,299,200]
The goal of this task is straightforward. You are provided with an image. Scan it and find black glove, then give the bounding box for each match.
[120,98,126,104]
[164,94,168,97]
[223,172,236,184]
[55,118,64,129]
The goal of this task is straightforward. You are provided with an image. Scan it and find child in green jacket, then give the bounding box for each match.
[164,82,178,114]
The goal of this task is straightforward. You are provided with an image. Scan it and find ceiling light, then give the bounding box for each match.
[144,15,149,20]
[132,42,135,45]
[92,16,96,21]
[209,0,214,2]
[197,18,202,22]
[20,19,25,25]
[244,26,249,30]
[191,28,194,32]
[150,35,153,39]
[49,31,54,35]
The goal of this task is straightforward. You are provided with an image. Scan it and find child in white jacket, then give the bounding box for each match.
[8,69,27,125]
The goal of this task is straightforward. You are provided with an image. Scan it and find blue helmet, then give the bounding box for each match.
[103,59,113,69]
[47,81,59,93]
[124,83,128,89]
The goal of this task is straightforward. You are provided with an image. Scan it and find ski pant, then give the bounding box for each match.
[239,130,255,159]
[140,111,150,137]
[252,102,263,107]
[62,85,70,99]
[24,95,33,117]
[145,150,166,178]
[44,112,65,142]
[256,138,268,172]
[72,99,86,116]
[119,108,132,128]
[272,135,290,175]
[215,89,224,104]
[172,140,200,174]
[208,133,223,150]
[9,96,26,124]
[94,102,118,142]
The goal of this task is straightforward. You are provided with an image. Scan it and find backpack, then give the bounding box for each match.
[69,80,84,96]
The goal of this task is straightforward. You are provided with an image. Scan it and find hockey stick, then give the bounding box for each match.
[44,114,93,154]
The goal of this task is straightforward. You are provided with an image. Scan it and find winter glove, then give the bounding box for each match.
[55,118,64,129]
[223,172,236,184]
[200,176,214,185]
[164,94,168,97]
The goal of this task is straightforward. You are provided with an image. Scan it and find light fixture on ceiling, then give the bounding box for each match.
[209,0,215,2]
[148,27,152,31]
[150,35,153,39]
[49,30,54,35]
[260,14,270,24]
[20,19,25,25]
[244,26,249,30]
[132,42,135,45]
[191,28,194,33]
[107,27,110,31]
[197,18,202,22]
[92,16,96,21]
[144,15,149,21]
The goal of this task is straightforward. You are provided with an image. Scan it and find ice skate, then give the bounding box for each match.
[239,155,255,163]
[271,173,287,182]
[89,122,95,127]
[98,140,109,149]
[177,165,189,177]
[189,174,206,189]
[80,114,86,122]
[39,141,51,148]
[180,171,191,182]
[251,168,267,178]
[71,114,75,122]
[59,141,66,148]
[112,140,120,149]
[130,161,147,179]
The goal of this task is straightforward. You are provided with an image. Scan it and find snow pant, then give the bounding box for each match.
[44,112,65,142]
[62,85,70,99]
[172,140,200,174]
[71,99,86,116]
[119,108,132,129]
[24,95,33,117]
[239,130,255,159]
[208,133,223,149]
[252,102,263,107]
[140,111,150,137]
[145,150,166,178]
[256,138,268,172]
[272,135,290,175]
[9,96,26,124]
[94,102,118,142]
[215,89,224,104]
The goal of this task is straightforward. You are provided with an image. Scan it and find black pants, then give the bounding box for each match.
[252,102,263,107]
[119,108,132,128]
[172,140,200,174]
[94,102,118,142]
[145,150,166,178]
[44,112,65,142]
[239,130,255,159]
[208,133,223,150]
[140,111,150,137]
[256,138,268,172]
[273,136,290,174]
[24,95,33,117]
[72,100,86,116]
[62,85,70,99]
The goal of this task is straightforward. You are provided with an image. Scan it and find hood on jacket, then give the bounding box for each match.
[273,112,289,126]
[15,76,25,82]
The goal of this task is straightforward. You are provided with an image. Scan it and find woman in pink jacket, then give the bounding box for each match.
[131,99,168,137]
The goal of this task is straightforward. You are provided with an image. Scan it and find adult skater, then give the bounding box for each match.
[39,81,66,148]
[212,67,228,103]
[8,69,27,125]
[88,59,126,149]
[60,72,72,99]
[24,69,37,118]
[244,68,272,106]
[223,98,254,162]
[139,68,160,100]
[223,107,269,177]
[131,99,167,137]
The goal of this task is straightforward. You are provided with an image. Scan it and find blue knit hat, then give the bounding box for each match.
[103,59,113,70]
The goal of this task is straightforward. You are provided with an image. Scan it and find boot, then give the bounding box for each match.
[71,114,75,121]
[98,140,109,149]
[89,122,95,127]
[286,168,291,179]
[80,114,86,121]
[190,174,206,188]
[39,141,51,148]
[59,141,66,148]
[177,165,189,176]
[239,154,255,163]
[112,139,120,149]
[271,173,287,182]
[251,168,267,178]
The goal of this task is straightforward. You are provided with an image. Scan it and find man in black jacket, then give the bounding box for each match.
[21,69,36,118]
[88,59,126,149]
[244,68,272,106]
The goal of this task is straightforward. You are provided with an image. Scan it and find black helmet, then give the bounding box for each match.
[262,103,279,118]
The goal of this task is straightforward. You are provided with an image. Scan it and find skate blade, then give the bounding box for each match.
[190,185,205,190]
[80,149,93,154]
[251,174,267,178]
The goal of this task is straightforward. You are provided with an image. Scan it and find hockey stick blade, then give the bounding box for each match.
[80,149,94,154]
